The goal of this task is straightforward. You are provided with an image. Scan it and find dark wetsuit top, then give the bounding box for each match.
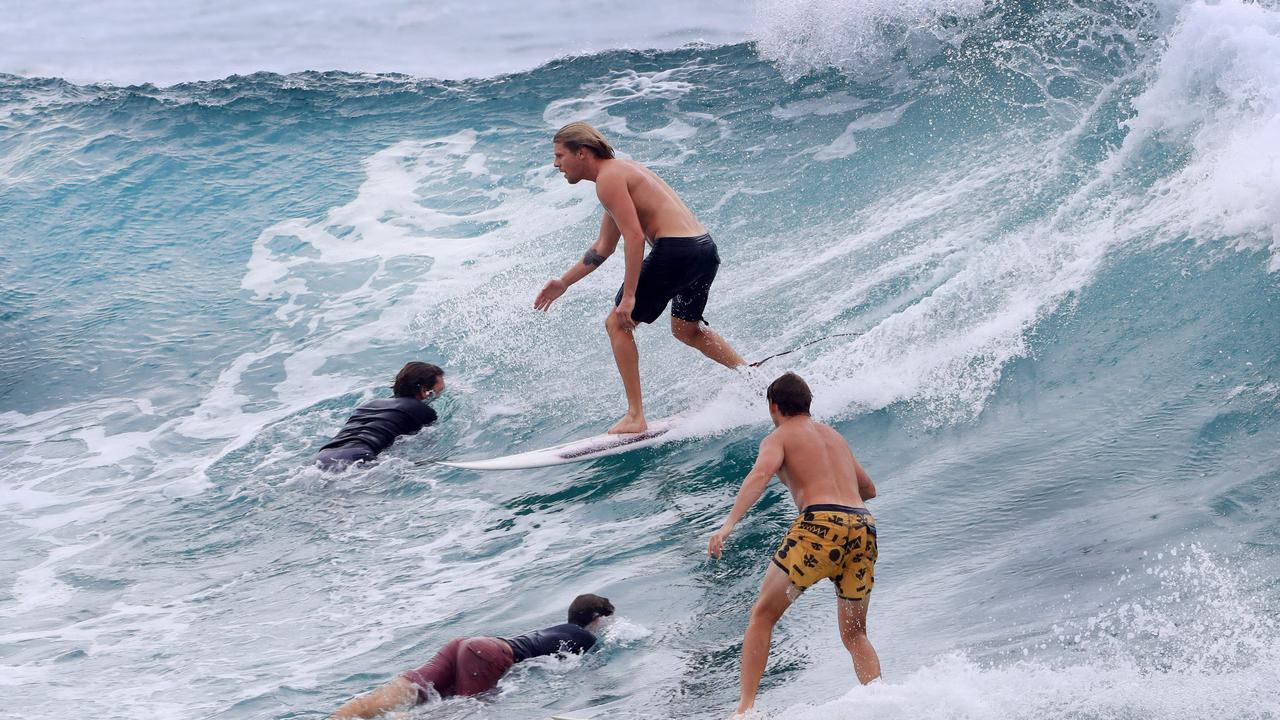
[320,396,437,456]
[501,622,597,663]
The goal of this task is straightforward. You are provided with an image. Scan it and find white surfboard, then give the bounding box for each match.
[435,415,684,471]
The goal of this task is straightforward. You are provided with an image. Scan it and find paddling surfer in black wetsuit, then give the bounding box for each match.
[331,594,615,718]
[315,362,445,470]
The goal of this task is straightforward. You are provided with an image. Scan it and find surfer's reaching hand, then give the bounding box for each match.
[534,277,567,310]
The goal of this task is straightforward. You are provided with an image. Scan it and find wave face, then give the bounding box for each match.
[2,1,1279,718]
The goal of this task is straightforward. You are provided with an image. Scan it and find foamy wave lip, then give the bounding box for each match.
[1116,0,1280,269]
[543,67,699,129]
[779,545,1280,719]
[751,0,986,81]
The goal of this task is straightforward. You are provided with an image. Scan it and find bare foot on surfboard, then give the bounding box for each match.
[608,412,648,434]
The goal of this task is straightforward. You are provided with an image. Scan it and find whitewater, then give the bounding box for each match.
[1,0,1278,718]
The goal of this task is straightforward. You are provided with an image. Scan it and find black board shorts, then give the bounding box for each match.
[614,233,721,324]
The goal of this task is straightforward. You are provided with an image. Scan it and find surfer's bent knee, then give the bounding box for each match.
[671,320,703,344]
[605,312,632,335]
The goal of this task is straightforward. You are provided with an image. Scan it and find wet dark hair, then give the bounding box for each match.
[567,593,615,627]
[392,362,443,398]
[766,372,812,416]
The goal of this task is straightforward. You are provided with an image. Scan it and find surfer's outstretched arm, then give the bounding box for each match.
[708,434,786,558]
[534,214,621,310]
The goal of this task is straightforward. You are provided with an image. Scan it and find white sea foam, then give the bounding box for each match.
[543,67,701,130]
[1114,0,1280,270]
[772,92,872,120]
[1,539,102,618]
[812,102,914,159]
[673,130,1090,428]
[775,546,1280,720]
[600,616,653,646]
[779,650,1279,719]
[752,0,987,81]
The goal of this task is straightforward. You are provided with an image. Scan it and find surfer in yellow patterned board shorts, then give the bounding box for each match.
[708,372,881,717]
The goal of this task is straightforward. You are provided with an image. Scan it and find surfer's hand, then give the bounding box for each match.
[534,278,567,311]
[708,527,731,559]
[613,295,637,331]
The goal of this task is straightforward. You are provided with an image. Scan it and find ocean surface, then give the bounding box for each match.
[2,0,1279,718]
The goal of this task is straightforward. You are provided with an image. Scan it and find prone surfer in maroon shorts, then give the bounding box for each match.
[331,594,614,718]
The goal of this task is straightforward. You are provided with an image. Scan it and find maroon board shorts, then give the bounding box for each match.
[401,637,515,701]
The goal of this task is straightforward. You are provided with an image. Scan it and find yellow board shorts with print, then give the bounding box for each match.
[772,504,877,601]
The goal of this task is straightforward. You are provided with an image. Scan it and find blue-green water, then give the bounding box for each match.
[2,1,1279,718]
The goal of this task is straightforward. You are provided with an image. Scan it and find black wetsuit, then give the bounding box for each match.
[501,622,597,662]
[316,396,437,469]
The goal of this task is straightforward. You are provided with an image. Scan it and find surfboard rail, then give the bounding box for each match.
[435,415,685,470]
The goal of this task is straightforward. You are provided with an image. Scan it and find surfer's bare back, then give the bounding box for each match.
[533,122,744,434]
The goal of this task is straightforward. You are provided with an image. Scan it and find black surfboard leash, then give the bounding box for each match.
[748,331,864,368]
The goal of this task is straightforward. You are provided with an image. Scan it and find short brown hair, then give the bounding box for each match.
[767,372,812,416]
[553,122,615,159]
[392,362,443,398]
[567,593,615,627]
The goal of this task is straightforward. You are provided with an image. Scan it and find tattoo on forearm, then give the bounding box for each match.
[582,248,607,267]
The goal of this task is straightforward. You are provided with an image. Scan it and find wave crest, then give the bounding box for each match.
[751,0,986,80]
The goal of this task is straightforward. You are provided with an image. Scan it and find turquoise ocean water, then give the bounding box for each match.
[2,0,1279,718]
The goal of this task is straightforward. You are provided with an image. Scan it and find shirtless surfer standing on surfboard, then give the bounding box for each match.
[534,122,745,434]
[709,372,881,716]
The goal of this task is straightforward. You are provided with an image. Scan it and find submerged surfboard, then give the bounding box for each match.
[435,415,684,471]
[548,698,632,720]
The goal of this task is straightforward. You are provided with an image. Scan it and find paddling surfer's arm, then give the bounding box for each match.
[708,434,786,559]
[534,214,621,311]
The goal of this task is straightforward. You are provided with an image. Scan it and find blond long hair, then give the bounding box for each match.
[553,122,615,159]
